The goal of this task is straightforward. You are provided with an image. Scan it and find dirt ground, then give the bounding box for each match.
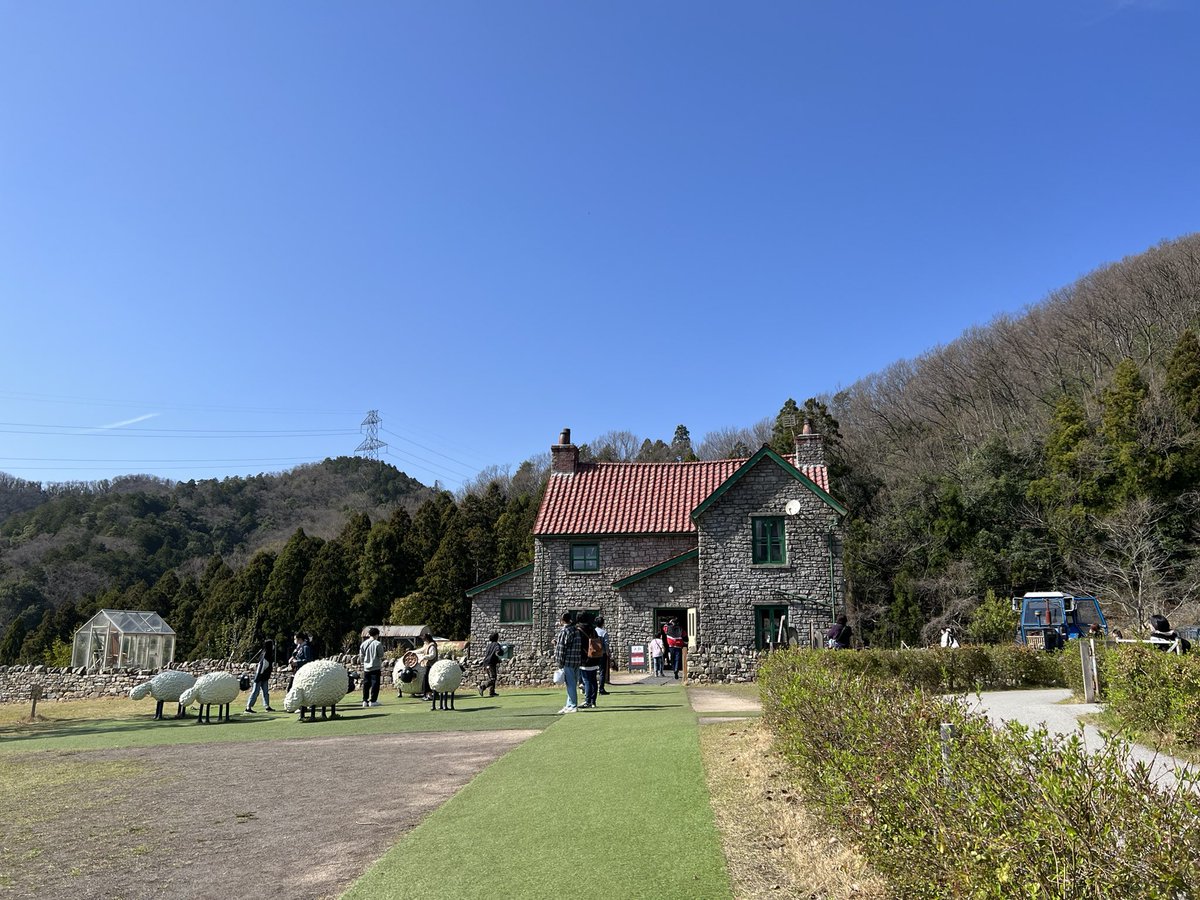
[0,729,537,900]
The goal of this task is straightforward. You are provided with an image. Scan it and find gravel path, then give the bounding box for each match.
[966,689,1197,791]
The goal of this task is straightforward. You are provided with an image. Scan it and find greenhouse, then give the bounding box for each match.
[71,609,176,671]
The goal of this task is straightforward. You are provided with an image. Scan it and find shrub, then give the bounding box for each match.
[760,649,1200,899]
[1103,645,1200,750]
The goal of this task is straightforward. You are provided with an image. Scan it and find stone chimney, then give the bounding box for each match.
[551,427,579,475]
[794,418,826,467]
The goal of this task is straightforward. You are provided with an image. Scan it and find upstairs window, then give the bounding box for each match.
[570,543,600,572]
[752,517,786,565]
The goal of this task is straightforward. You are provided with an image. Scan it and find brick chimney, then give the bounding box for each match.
[551,427,579,475]
[794,418,825,467]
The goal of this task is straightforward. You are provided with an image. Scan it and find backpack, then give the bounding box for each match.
[586,635,606,660]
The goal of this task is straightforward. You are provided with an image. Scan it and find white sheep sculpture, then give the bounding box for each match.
[179,671,241,724]
[129,670,197,720]
[427,658,464,710]
[284,659,349,721]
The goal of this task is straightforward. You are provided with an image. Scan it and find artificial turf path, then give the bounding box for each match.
[344,683,733,899]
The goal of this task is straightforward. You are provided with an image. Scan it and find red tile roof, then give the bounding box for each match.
[533,456,829,536]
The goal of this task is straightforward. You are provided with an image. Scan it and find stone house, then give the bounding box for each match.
[467,426,847,682]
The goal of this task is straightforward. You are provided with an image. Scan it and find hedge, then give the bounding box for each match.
[760,649,1200,899]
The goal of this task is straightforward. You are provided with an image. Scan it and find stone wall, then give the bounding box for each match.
[0,655,380,706]
[696,459,844,648]
[468,567,539,668]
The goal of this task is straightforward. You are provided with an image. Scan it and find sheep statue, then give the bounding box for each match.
[129,670,197,720]
[179,672,242,724]
[427,658,465,711]
[284,659,350,721]
[392,650,420,698]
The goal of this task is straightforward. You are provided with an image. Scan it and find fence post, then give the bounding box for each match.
[940,722,955,786]
[1080,639,1097,703]
[30,683,43,719]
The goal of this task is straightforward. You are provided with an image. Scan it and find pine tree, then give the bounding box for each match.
[770,399,803,455]
[262,529,322,640]
[298,539,353,655]
[670,425,697,462]
[1101,359,1152,502]
[1166,329,1200,421]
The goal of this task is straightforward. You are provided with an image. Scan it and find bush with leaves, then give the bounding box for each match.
[761,649,1200,899]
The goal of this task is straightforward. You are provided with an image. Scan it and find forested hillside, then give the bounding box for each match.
[824,234,1200,643]
[4,235,1199,664]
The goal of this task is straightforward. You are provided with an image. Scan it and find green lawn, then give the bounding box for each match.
[0,687,562,755]
[344,684,732,900]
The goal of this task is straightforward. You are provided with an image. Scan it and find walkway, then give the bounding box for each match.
[966,688,1197,791]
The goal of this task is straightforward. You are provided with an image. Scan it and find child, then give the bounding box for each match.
[649,633,665,677]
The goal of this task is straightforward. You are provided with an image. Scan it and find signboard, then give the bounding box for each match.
[627,644,647,672]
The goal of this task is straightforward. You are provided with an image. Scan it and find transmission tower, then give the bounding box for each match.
[355,410,387,460]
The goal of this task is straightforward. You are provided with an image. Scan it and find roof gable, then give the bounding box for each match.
[465,564,534,597]
[613,548,699,589]
[690,446,847,522]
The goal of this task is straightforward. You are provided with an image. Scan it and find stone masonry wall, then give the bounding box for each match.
[697,460,844,648]
[617,554,699,655]
[0,654,387,706]
[534,534,696,675]
[467,568,548,685]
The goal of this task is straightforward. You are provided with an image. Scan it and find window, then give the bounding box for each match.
[500,599,533,624]
[570,543,600,572]
[755,605,789,650]
[752,517,786,565]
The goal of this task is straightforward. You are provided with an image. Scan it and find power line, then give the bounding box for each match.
[383,449,464,487]
[380,427,484,474]
[0,389,359,416]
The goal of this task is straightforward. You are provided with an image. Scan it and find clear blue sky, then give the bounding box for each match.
[1,1,1197,489]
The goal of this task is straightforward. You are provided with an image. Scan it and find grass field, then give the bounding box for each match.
[344,684,732,900]
[2,682,739,899]
[0,686,563,755]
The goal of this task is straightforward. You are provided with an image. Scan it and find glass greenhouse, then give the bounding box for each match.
[71,609,176,671]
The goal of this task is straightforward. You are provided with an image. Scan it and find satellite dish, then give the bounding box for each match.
[785,499,802,516]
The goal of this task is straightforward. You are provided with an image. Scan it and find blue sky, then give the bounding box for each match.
[1,1,1197,489]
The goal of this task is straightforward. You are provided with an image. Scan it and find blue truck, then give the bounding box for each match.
[1012,591,1108,649]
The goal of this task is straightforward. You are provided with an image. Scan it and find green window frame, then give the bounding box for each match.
[754,605,789,650]
[752,517,787,565]
[570,543,600,572]
[500,598,533,624]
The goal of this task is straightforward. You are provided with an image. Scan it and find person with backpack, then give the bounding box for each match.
[664,617,685,679]
[577,613,605,708]
[245,639,275,712]
[553,612,581,714]
[826,615,852,650]
[477,632,503,697]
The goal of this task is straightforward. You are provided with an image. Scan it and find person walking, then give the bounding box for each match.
[665,617,685,679]
[578,614,603,708]
[245,640,275,712]
[554,612,581,714]
[359,627,384,708]
[595,615,612,695]
[649,633,664,677]
[477,632,503,697]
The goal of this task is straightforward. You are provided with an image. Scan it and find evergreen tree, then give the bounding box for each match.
[670,425,697,462]
[262,529,322,641]
[1101,359,1153,502]
[770,398,804,455]
[298,539,353,655]
[416,506,473,637]
[0,616,27,665]
[1166,329,1200,421]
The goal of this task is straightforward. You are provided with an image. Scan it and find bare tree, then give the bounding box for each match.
[1075,498,1197,629]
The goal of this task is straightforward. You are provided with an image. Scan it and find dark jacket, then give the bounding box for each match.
[290,641,315,672]
[480,640,502,668]
[254,653,273,684]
